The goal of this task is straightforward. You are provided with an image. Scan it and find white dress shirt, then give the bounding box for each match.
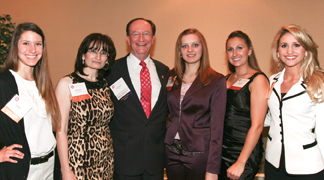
[127,53,161,110]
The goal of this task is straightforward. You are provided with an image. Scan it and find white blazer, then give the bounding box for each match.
[265,69,324,175]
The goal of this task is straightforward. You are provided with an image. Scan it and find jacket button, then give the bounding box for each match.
[145,123,148,126]
[280,131,282,134]
[279,115,281,119]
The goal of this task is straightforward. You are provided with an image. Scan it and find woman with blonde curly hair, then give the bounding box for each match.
[265,24,324,179]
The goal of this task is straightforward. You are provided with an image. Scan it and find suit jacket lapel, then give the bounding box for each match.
[117,56,144,113]
[283,79,306,100]
[150,59,166,116]
[183,74,204,100]
[272,70,306,101]
[172,83,181,102]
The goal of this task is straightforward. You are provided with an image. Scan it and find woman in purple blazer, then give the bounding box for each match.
[164,28,227,180]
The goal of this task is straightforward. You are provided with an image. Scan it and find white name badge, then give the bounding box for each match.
[229,78,250,90]
[69,82,90,102]
[110,78,133,102]
[1,94,31,123]
[166,77,174,91]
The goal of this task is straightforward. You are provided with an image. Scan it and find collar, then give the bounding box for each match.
[128,53,152,69]
[273,68,305,85]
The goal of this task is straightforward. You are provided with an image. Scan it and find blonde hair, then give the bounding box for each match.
[3,22,61,130]
[271,24,324,102]
[173,28,216,86]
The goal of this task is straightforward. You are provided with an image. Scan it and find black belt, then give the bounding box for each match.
[166,139,204,156]
[31,151,54,165]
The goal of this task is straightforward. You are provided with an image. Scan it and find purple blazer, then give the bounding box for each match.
[165,70,227,174]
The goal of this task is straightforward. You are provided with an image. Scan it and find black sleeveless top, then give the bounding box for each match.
[220,72,267,179]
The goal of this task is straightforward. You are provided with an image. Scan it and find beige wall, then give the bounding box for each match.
[1,0,324,85]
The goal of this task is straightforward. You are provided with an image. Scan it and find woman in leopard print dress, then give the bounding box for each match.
[56,33,116,180]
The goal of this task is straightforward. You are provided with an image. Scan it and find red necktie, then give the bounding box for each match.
[140,61,151,118]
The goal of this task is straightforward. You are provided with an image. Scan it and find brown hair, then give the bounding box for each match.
[225,30,260,73]
[3,22,61,130]
[173,28,216,86]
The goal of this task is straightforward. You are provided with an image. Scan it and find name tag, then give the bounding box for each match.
[1,94,31,123]
[166,77,174,91]
[110,78,133,102]
[229,78,250,90]
[69,82,90,102]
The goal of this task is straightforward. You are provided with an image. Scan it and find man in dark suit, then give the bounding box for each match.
[106,18,169,180]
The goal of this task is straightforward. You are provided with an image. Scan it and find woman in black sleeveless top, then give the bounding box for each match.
[219,31,269,180]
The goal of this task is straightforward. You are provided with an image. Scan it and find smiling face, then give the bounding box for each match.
[17,31,43,70]
[278,32,307,69]
[226,37,252,68]
[180,33,202,65]
[126,20,155,61]
[82,43,109,70]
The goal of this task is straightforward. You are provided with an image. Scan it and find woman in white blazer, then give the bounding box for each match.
[265,24,324,179]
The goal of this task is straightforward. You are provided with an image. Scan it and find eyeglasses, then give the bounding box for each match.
[130,32,152,39]
[88,49,109,56]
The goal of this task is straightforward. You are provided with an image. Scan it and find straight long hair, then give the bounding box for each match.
[226,30,260,73]
[3,22,61,131]
[173,28,216,86]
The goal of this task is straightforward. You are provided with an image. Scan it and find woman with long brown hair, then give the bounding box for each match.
[0,22,60,179]
[220,31,269,180]
[164,28,226,180]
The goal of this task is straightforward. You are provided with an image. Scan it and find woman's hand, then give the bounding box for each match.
[227,161,245,180]
[205,172,218,180]
[0,144,24,163]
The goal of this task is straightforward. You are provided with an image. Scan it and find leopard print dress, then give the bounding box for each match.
[67,72,114,180]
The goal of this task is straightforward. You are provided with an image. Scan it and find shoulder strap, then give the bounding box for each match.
[249,71,267,81]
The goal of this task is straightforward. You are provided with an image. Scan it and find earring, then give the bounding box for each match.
[103,61,109,70]
[82,59,85,64]
[277,55,280,68]
[304,53,307,60]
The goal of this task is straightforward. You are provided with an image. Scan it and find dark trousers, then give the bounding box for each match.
[165,145,209,180]
[265,160,324,180]
[114,171,163,180]
[265,148,324,180]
